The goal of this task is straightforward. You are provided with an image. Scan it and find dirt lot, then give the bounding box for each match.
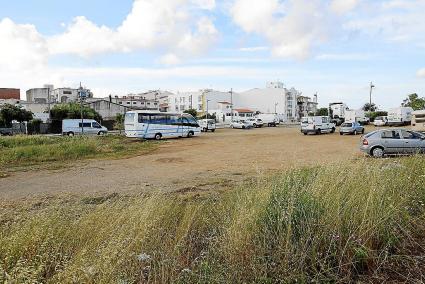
[0,126,367,200]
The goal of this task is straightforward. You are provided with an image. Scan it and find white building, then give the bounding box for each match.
[26,85,54,103]
[168,89,232,114]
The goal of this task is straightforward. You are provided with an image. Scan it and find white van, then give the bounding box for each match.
[62,119,108,136]
[301,116,335,135]
[198,119,216,132]
[125,111,201,140]
[345,109,369,125]
[388,107,413,126]
[256,114,279,127]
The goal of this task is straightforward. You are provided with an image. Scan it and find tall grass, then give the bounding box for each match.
[0,135,157,170]
[1,157,425,283]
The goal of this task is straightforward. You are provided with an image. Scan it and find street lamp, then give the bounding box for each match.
[369,82,375,110]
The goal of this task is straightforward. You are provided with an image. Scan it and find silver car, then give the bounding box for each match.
[360,129,425,157]
[340,122,365,135]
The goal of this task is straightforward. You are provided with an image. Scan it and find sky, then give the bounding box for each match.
[0,0,424,109]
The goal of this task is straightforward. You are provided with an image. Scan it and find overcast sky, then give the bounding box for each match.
[1,0,424,109]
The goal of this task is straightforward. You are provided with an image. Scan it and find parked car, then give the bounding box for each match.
[245,118,264,128]
[373,116,388,127]
[360,129,425,157]
[198,119,216,132]
[0,128,13,136]
[339,122,365,135]
[62,119,108,136]
[301,116,335,135]
[230,120,252,129]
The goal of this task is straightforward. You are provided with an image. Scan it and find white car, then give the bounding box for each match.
[246,118,264,128]
[230,120,252,129]
[373,116,388,127]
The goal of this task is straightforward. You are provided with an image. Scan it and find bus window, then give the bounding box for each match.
[138,114,150,123]
[125,113,135,123]
[168,115,180,125]
[150,115,167,124]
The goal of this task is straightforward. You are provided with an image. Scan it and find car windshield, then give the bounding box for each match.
[341,123,352,127]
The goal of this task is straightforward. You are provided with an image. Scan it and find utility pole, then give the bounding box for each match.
[47,87,51,123]
[369,82,375,118]
[230,88,233,121]
[79,82,84,134]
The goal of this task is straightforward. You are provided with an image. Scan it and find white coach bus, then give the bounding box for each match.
[124,111,201,140]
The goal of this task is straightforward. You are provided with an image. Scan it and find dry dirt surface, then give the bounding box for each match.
[0,126,367,200]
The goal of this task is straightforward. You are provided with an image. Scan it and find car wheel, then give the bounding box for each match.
[361,129,365,134]
[68,132,75,137]
[371,147,384,158]
[303,132,307,135]
[230,125,234,129]
[331,127,335,133]
[340,132,343,135]
[98,131,105,136]
[154,133,162,140]
[253,123,256,128]
[316,129,321,135]
[203,128,207,132]
[211,129,215,132]
[242,125,245,129]
[187,131,194,138]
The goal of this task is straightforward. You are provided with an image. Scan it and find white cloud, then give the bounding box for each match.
[159,53,182,65]
[315,53,373,61]
[345,0,425,43]
[330,0,358,14]
[0,18,48,71]
[239,46,269,52]
[417,68,425,78]
[48,0,218,60]
[230,0,357,60]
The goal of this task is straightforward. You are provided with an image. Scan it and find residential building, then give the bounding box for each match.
[53,88,80,103]
[26,85,54,103]
[85,100,132,120]
[297,94,318,119]
[0,88,20,100]
[168,89,232,114]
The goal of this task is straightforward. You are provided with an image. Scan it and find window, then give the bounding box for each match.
[92,122,102,128]
[402,130,423,140]
[138,114,150,123]
[382,130,400,139]
[150,115,167,124]
[168,115,180,125]
[79,122,92,128]
[322,117,328,123]
[63,91,72,95]
[126,102,130,105]
[125,113,135,123]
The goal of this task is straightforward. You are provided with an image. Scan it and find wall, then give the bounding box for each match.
[0,88,20,100]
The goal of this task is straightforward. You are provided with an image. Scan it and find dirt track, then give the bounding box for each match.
[0,126,366,200]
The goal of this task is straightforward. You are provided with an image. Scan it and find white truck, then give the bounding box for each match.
[344,109,369,125]
[411,110,425,132]
[256,113,279,127]
[329,102,348,126]
[62,119,108,136]
[300,116,336,135]
[387,107,414,126]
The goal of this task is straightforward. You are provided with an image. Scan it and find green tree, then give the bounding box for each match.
[402,93,425,110]
[50,103,102,121]
[0,104,33,127]
[316,108,329,116]
[114,113,125,132]
[183,108,198,118]
[362,103,377,112]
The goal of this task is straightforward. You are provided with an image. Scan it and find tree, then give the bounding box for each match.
[183,108,198,118]
[0,104,33,127]
[50,103,102,122]
[114,113,125,132]
[366,111,388,122]
[362,103,377,112]
[402,93,425,110]
[316,108,329,116]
